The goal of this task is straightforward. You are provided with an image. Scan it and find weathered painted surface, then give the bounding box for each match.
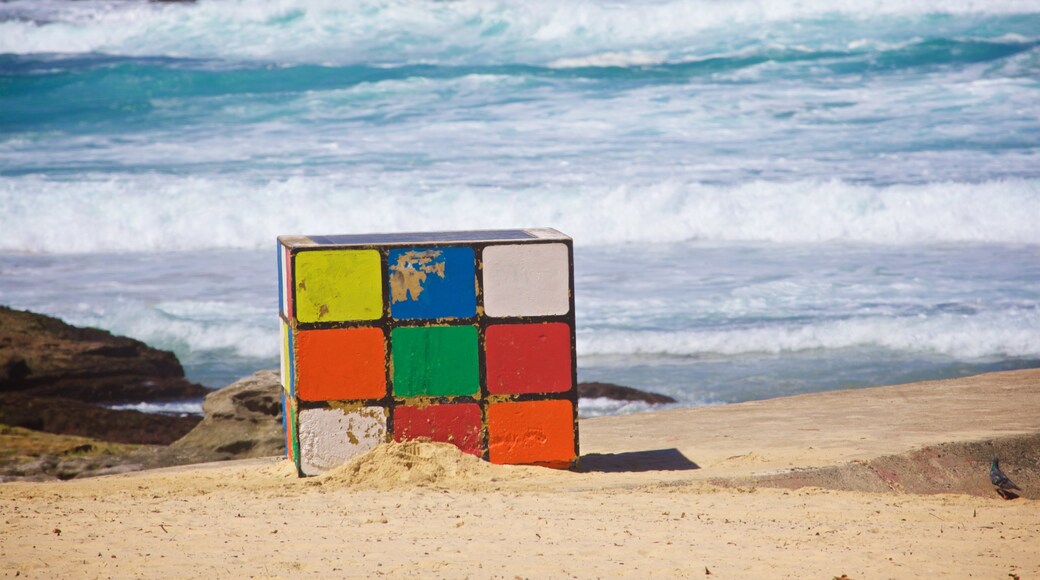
[280,390,290,457]
[294,249,382,323]
[295,327,387,401]
[393,403,482,457]
[278,229,577,476]
[278,243,293,318]
[388,247,476,320]
[391,325,480,398]
[482,242,571,318]
[298,406,387,476]
[283,394,299,464]
[279,319,290,392]
[280,319,296,399]
[487,399,575,468]
[485,322,572,395]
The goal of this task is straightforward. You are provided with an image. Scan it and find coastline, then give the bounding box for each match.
[2,369,1038,577]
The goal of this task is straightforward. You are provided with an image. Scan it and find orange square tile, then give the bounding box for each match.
[487,399,575,468]
[295,327,387,401]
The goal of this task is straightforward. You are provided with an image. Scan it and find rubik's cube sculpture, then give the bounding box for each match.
[277,229,578,475]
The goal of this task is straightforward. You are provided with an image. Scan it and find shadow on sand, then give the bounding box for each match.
[578,448,700,473]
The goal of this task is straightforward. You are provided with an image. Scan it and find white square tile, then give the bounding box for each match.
[482,243,570,317]
[298,406,387,475]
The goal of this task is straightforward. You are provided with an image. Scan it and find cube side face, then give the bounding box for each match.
[281,392,300,469]
[279,318,290,393]
[278,230,577,475]
[278,243,293,319]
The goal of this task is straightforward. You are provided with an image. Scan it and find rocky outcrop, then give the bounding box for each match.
[0,393,200,445]
[0,305,209,402]
[577,382,677,404]
[1,370,287,481]
[165,370,285,462]
[0,424,150,482]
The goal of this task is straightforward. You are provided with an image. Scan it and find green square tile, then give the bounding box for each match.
[391,326,479,397]
[294,249,383,323]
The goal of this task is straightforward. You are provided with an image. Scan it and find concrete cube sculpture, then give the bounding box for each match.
[277,229,578,475]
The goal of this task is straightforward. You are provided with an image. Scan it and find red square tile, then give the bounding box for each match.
[485,323,572,395]
[394,403,482,457]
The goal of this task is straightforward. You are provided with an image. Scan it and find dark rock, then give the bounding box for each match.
[1,355,30,385]
[216,440,256,454]
[235,388,282,416]
[0,305,208,402]
[0,393,201,445]
[19,376,209,404]
[577,382,677,404]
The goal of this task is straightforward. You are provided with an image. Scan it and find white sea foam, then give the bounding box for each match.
[547,51,668,69]
[577,397,661,418]
[1,0,1037,63]
[107,400,204,415]
[1,176,1038,253]
[54,297,1040,363]
[578,309,1040,360]
[61,299,278,359]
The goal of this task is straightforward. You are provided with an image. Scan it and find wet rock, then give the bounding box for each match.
[577,382,677,404]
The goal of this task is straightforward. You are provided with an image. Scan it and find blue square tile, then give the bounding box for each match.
[388,247,476,320]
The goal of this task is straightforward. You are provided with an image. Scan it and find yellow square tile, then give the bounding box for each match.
[293,249,382,323]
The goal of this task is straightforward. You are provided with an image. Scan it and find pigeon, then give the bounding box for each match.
[990,457,1021,497]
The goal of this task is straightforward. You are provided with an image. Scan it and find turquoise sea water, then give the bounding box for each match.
[1,0,1039,415]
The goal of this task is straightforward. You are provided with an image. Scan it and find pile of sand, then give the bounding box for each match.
[317,440,534,490]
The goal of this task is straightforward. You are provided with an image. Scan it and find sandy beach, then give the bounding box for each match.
[3,369,1039,578]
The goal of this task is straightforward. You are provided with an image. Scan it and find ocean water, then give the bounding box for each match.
[1,0,1039,416]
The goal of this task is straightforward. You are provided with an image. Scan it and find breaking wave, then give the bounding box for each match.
[1,0,1038,65]
[578,308,1040,360]
[1,176,1038,253]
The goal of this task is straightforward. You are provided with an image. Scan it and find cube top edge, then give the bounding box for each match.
[277,228,570,249]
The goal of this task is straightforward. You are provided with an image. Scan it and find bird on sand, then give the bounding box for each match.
[990,457,1021,498]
